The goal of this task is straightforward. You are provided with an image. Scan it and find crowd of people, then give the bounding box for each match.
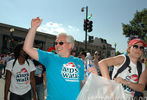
[0,17,146,100]
[0,53,14,78]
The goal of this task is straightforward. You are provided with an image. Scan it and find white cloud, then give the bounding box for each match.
[38,22,66,35]
[37,21,83,41]
[46,22,62,28]
[68,25,73,29]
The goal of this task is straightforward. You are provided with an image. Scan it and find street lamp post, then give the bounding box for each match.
[9,28,15,52]
[114,43,117,55]
[81,6,88,50]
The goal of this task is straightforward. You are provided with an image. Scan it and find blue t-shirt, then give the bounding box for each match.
[37,49,84,100]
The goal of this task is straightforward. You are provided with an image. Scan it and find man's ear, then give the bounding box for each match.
[68,43,73,50]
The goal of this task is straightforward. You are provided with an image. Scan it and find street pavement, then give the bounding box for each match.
[0,77,147,100]
[0,77,6,100]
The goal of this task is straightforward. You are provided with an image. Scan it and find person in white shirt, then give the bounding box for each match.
[4,44,37,100]
[98,38,147,99]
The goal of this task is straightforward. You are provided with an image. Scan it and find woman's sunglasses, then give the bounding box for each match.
[132,45,144,51]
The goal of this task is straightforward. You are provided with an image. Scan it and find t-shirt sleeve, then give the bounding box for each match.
[37,49,49,67]
[5,60,13,71]
[37,49,54,68]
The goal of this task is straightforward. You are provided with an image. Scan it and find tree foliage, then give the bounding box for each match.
[115,51,122,56]
[122,8,147,43]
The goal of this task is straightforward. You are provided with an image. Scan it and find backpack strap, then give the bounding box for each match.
[137,61,142,79]
[13,59,17,67]
[26,59,30,66]
[113,55,130,79]
[134,61,143,97]
[12,58,17,71]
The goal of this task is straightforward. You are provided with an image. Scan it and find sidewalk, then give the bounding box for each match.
[0,77,5,100]
[144,91,147,97]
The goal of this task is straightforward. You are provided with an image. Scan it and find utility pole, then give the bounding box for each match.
[9,28,15,52]
[82,6,93,50]
[85,6,88,50]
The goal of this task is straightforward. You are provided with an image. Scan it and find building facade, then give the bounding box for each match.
[0,23,115,58]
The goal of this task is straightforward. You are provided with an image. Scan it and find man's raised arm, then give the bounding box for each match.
[23,17,42,61]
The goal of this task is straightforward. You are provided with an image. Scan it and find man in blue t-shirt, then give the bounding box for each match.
[23,17,97,100]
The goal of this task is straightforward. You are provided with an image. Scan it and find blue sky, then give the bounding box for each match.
[0,0,146,53]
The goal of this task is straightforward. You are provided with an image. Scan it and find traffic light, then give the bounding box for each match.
[89,36,94,43]
[83,19,89,31]
[83,19,93,32]
[87,21,93,32]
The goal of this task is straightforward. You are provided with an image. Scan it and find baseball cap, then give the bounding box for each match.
[128,38,146,47]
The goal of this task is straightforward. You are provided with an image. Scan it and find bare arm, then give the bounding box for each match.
[43,71,47,89]
[115,68,147,92]
[4,70,12,100]
[87,67,98,76]
[30,71,37,100]
[98,55,124,80]
[23,17,42,61]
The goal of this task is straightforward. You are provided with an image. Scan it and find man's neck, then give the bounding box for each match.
[59,53,71,58]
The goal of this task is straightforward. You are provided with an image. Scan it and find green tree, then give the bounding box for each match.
[122,8,147,42]
[115,51,122,56]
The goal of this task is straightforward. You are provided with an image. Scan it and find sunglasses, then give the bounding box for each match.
[55,41,65,45]
[132,45,144,50]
